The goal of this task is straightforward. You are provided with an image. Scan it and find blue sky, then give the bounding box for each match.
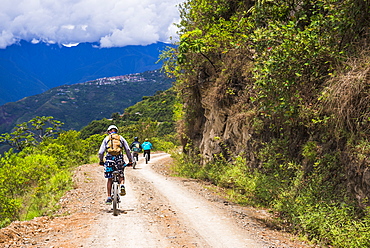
[0,0,183,49]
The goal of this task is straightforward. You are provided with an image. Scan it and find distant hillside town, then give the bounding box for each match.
[81,70,162,86]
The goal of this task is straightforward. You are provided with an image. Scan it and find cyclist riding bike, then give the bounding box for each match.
[130,137,142,163]
[141,138,153,162]
[98,125,133,204]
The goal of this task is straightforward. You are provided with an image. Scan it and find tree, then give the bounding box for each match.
[0,116,64,151]
[111,112,121,120]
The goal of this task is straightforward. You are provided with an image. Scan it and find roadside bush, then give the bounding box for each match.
[24,170,73,220]
[0,150,22,227]
[0,129,96,228]
[36,143,70,167]
[52,130,90,165]
[170,146,203,178]
[85,134,105,156]
[172,142,370,247]
[294,203,370,247]
[150,136,178,153]
[0,152,59,225]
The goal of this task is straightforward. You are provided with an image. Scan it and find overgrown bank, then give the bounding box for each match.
[163,0,370,247]
[0,117,103,228]
[0,96,178,229]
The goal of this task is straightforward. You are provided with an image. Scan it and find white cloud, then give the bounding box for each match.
[0,30,16,48]
[0,0,182,49]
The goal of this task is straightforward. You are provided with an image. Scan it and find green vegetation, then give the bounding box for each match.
[0,78,180,229]
[122,89,175,122]
[162,0,370,247]
[0,116,64,151]
[80,88,179,151]
[0,118,103,228]
[2,1,370,246]
[0,70,174,134]
[0,87,180,228]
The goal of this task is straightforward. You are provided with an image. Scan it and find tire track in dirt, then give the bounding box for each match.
[129,153,265,248]
[0,152,311,248]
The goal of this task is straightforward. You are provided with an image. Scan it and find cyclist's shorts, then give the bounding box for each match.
[104,154,125,178]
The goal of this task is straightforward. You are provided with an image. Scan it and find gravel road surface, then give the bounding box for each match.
[0,152,312,248]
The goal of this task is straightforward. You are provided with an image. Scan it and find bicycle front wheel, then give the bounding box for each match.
[112,182,119,216]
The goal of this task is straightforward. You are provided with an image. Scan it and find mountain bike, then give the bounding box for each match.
[132,152,139,169]
[144,152,149,164]
[111,170,121,216]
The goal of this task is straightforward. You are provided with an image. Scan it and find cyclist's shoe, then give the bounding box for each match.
[105,196,112,204]
[120,185,126,196]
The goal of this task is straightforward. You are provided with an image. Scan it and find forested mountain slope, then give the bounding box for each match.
[79,88,177,140]
[0,70,173,133]
[0,41,172,105]
[163,0,370,246]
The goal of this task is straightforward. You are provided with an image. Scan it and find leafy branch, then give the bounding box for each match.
[0,116,64,151]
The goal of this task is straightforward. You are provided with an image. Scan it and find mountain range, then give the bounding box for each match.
[0,70,174,134]
[0,41,174,105]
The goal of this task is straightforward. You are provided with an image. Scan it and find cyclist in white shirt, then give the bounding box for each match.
[98,125,133,204]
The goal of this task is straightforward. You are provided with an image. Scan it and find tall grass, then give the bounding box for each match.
[171,150,370,247]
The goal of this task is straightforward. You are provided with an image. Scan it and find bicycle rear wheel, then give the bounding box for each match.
[133,156,137,169]
[112,182,119,216]
[145,153,148,164]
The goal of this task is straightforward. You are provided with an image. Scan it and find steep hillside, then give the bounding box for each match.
[0,41,173,105]
[79,88,177,140]
[163,0,370,247]
[0,70,174,133]
[121,89,176,122]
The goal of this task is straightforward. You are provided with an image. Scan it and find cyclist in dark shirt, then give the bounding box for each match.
[130,137,142,163]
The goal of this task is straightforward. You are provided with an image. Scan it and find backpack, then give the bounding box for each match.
[132,142,141,152]
[106,133,122,155]
[142,141,152,150]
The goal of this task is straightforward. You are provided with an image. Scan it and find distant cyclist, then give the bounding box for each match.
[141,138,153,161]
[130,137,142,162]
[98,125,133,204]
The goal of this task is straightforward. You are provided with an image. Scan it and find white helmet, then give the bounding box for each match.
[107,125,118,132]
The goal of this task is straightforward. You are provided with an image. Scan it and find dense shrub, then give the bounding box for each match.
[0,130,95,228]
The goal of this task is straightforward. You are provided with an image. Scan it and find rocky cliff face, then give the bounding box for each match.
[347,154,370,207]
[179,58,370,207]
[199,92,253,164]
[180,61,257,165]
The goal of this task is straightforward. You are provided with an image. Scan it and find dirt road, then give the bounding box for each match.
[0,152,311,248]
